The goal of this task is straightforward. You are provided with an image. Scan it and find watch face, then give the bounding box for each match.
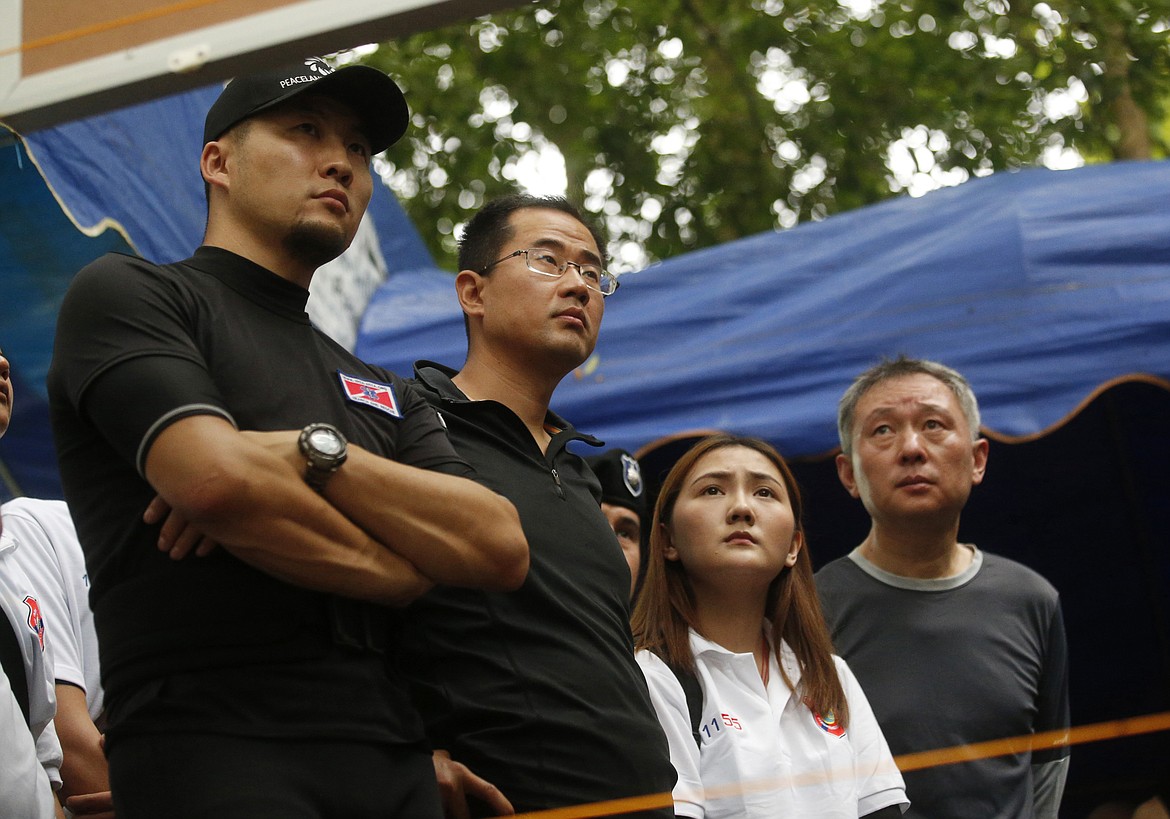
[308,428,344,456]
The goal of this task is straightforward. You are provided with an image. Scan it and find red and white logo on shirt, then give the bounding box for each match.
[338,372,402,418]
[23,595,45,651]
[810,703,846,737]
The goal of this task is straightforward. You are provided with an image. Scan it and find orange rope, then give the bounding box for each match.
[513,710,1170,819]
[512,792,675,819]
[896,711,1170,773]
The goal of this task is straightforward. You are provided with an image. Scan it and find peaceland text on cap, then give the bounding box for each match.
[203,56,409,154]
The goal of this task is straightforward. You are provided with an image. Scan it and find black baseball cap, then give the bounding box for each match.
[203,56,409,154]
[585,449,648,522]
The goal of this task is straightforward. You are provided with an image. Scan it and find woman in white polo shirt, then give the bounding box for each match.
[632,434,908,819]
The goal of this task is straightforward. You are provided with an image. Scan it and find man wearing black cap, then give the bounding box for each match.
[585,448,649,600]
[47,58,527,818]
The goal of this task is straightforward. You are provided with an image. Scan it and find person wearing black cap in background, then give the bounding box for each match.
[47,57,526,819]
[585,448,649,600]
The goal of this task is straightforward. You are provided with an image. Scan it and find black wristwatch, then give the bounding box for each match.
[298,423,348,493]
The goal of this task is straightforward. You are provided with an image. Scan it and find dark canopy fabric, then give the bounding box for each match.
[357,159,1170,457]
[0,138,135,498]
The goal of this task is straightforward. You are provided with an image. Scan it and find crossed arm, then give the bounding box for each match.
[145,415,527,606]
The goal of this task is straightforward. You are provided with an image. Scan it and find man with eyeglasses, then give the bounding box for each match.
[400,194,676,818]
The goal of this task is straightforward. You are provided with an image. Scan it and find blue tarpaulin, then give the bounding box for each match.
[356,159,1170,458]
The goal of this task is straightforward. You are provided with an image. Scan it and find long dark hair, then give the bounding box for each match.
[631,433,849,727]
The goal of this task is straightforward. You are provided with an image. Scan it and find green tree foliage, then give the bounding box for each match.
[361,0,1170,269]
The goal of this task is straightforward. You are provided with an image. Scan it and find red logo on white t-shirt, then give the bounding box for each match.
[811,706,846,737]
[23,595,45,651]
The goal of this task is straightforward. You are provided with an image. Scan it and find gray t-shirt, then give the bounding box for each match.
[816,547,1070,819]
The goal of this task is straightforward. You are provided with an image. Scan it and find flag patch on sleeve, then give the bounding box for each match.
[337,372,403,418]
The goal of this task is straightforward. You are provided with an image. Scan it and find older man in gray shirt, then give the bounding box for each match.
[817,356,1070,819]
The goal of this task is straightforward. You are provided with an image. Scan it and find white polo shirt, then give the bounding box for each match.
[637,627,908,819]
[3,498,103,718]
[1,664,58,818]
[0,524,63,789]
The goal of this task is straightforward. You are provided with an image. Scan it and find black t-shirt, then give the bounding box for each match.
[399,363,676,817]
[48,248,469,747]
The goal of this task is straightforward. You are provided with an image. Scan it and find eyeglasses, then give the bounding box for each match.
[483,248,620,296]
